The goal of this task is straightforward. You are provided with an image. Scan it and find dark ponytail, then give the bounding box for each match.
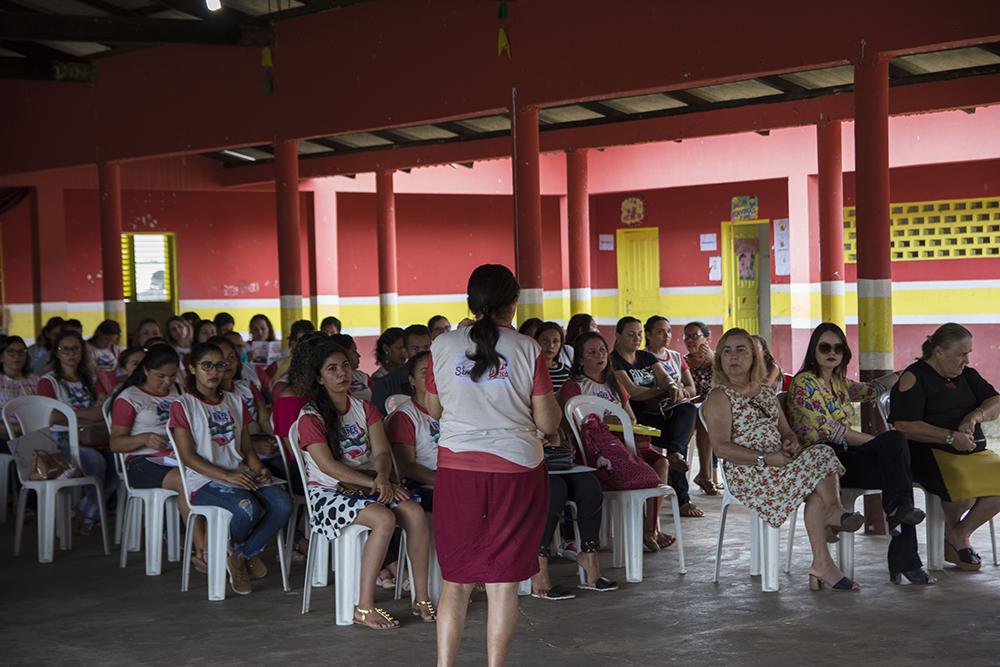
[921,322,973,360]
[466,264,520,382]
[111,344,178,404]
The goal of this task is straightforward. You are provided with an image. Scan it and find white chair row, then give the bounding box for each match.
[563,394,687,584]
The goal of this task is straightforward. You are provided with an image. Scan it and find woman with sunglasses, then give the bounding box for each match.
[0,336,37,438]
[786,323,932,585]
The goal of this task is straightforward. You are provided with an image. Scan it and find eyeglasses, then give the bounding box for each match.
[4,348,27,356]
[197,361,229,372]
[57,345,82,354]
[683,332,704,340]
[817,342,846,355]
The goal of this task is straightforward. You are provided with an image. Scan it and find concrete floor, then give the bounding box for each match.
[1,491,998,667]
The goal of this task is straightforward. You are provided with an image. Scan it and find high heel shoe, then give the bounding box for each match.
[887,506,926,536]
[829,511,865,537]
[809,573,861,592]
[889,567,937,585]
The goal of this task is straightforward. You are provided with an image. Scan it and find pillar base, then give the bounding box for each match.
[379,292,399,331]
[279,294,305,339]
[516,288,544,323]
[569,287,593,317]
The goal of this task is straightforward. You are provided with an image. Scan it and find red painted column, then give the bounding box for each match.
[375,169,399,329]
[512,100,544,321]
[312,184,340,326]
[275,138,304,337]
[567,148,592,316]
[98,161,126,329]
[817,120,845,327]
[853,56,893,378]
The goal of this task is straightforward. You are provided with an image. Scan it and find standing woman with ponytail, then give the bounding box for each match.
[426,265,561,667]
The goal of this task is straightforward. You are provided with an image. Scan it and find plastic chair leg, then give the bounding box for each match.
[784,509,796,574]
[749,513,762,576]
[275,532,290,592]
[37,486,57,563]
[517,578,532,596]
[119,495,136,569]
[623,496,644,583]
[166,499,180,563]
[991,519,998,566]
[610,500,624,569]
[394,530,408,601]
[126,496,143,552]
[14,487,29,556]
[56,491,72,551]
[302,535,318,614]
[312,538,330,587]
[145,497,166,576]
[761,522,780,592]
[114,481,127,546]
[205,513,231,601]
[0,457,10,523]
[334,532,358,626]
[924,491,945,571]
[838,531,856,580]
[669,494,687,575]
[713,504,729,583]
[428,530,443,603]
[181,514,196,593]
[94,482,111,556]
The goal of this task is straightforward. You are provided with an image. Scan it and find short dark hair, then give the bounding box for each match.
[615,316,641,335]
[320,316,342,332]
[427,315,448,330]
[565,313,595,347]
[517,318,543,338]
[684,321,711,339]
[213,312,235,328]
[403,324,430,347]
[289,319,316,343]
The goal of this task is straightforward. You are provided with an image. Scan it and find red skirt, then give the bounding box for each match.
[433,464,549,584]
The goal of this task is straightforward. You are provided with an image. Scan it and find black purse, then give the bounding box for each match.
[543,445,574,471]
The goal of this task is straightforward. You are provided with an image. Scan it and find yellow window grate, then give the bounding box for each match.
[121,233,173,303]
[844,196,1000,262]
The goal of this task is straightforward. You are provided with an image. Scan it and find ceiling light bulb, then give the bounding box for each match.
[206,0,222,11]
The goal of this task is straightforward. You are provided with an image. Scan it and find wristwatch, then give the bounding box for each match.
[755,454,767,469]
[944,430,955,446]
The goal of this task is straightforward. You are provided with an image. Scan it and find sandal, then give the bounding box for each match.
[643,535,661,552]
[654,532,675,549]
[694,476,719,496]
[354,607,400,630]
[530,584,576,600]
[667,452,689,473]
[577,576,619,592]
[945,540,982,571]
[412,600,437,623]
[191,550,209,574]
[679,503,704,518]
[376,569,397,589]
[824,526,840,544]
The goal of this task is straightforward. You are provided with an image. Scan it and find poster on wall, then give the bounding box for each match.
[620,196,646,225]
[700,233,717,251]
[598,234,615,251]
[773,218,791,276]
[708,256,722,281]
[734,237,759,280]
[730,195,759,221]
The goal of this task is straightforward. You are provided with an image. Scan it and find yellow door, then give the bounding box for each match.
[616,227,660,325]
[722,222,761,333]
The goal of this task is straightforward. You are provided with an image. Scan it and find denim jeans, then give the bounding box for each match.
[57,436,115,524]
[191,481,293,558]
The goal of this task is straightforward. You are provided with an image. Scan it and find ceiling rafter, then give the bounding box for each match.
[0,12,271,46]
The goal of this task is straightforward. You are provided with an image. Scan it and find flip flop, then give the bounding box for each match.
[577,577,619,592]
[530,585,576,600]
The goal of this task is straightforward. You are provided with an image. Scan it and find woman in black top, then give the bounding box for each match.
[611,316,702,518]
[891,323,1000,571]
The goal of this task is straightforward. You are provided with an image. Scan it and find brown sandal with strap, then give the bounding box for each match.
[354,607,400,630]
[412,600,437,623]
[679,502,705,518]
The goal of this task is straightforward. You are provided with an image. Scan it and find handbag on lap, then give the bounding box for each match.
[579,414,660,491]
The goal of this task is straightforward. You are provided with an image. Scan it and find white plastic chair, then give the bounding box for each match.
[101,399,129,547]
[166,426,290,601]
[2,396,110,563]
[384,393,411,414]
[876,392,997,569]
[268,412,306,568]
[698,404,789,592]
[564,395,686,583]
[288,419,374,625]
[0,448,13,523]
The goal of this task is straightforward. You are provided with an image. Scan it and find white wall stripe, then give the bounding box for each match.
[570,287,592,301]
[314,294,341,306]
[857,279,893,299]
[659,286,723,296]
[820,281,846,296]
[338,296,379,306]
[860,351,894,370]
[520,288,544,305]
[543,289,570,300]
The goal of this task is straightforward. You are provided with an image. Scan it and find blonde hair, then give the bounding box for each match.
[712,328,767,387]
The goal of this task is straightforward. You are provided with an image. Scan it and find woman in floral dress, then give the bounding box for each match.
[701,328,861,592]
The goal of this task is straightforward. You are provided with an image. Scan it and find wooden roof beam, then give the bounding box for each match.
[0,12,270,46]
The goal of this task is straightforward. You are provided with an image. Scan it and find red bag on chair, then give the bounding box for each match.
[579,414,661,491]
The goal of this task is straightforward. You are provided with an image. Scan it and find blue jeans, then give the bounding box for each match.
[57,437,115,524]
[191,481,292,558]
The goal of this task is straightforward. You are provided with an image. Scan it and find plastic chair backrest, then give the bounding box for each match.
[877,391,891,427]
[287,418,319,523]
[2,395,82,468]
[385,394,411,414]
[564,395,637,461]
[102,397,133,491]
[165,407,197,502]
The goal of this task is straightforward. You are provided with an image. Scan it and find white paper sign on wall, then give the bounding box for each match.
[700,233,717,252]
[598,234,614,251]
[773,218,790,276]
[708,256,722,281]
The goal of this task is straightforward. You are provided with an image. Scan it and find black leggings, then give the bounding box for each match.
[540,472,603,555]
[838,430,923,574]
[636,401,698,506]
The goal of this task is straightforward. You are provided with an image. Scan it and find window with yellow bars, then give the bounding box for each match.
[120,233,174,303]
[843,196,1000,262]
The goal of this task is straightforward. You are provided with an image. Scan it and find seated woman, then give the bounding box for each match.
[193,319,217,345]
[612,316,702,518]
[210,335,272,440]
[427,315,451,340]
[296,340,435,627]
[703,327,862,591]
[249,313,277,345]
[787,323,932,585]
[168,342,292,595]
[683,320,720,493]
[560,331,674,552]
[534,322,572,393]
[565,313,599,350]
[109,344,208,571]
[320,316,342,335]
[213,312,236,336]
[223,331,263,394]
[752,334,785,392]
[28,317,63,377]
[0,336,38,438]
[387,351,438,511]
[134,319,163,348]
[372,327,407,382]
[87,320,123,395]
[891,322,1000,572]
[115,347,146,389]
[165,315,193,359]
[332,333,372,403]
[38,330,113,536]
